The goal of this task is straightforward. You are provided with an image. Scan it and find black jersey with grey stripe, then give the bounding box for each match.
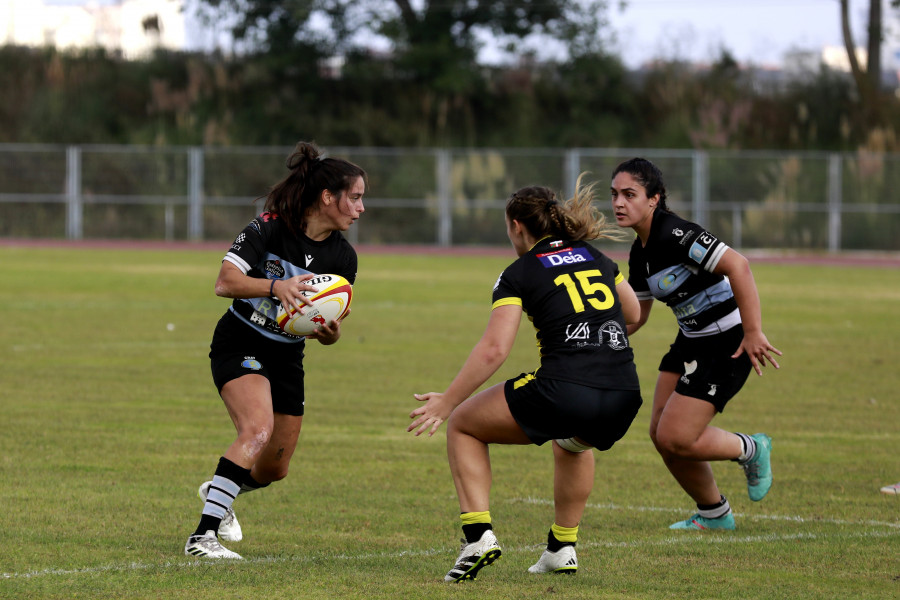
[492,238,639,391]
[221,212,357,343]
[627,208,738,335]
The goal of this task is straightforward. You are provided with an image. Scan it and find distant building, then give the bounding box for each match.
[0,0,185,59]
[783,45,868,78]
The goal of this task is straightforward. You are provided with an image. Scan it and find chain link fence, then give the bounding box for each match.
[1,143,898,251]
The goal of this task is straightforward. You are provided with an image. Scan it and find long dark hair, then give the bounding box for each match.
[611,158,671,212]
[506,173,628,242]
[263,141,368,237]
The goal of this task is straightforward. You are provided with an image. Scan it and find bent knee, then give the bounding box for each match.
[652,428,696,457]
[238,424,273,453]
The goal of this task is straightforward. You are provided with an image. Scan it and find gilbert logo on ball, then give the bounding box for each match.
[276,274,353,336]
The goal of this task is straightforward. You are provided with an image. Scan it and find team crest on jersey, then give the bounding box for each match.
[241,357,262,370]
[265,260,286,278]
[599,321,629,350]
[536,247,592,268]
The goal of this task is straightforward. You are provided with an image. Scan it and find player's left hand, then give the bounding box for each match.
[732,330,782,375]
[408,392,453,437]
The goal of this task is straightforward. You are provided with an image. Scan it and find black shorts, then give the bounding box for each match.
[504,373,642,450]
[658,325,752,413]
[209,311,306,416]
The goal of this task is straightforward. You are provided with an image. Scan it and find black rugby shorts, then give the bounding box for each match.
[209,311,306,416]
[504,373,642,450]
[658,325,752,412]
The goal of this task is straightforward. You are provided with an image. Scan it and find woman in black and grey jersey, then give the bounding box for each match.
[409,175,643,582]
[611,157,781,532]
[184,141,367,559]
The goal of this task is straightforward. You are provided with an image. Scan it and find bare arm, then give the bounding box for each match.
[626,299,654,336]
[714,248,782,374]
[617,278,640,326]
[408,304,522,437]
[215,260,317,314]
[215,261,346,344]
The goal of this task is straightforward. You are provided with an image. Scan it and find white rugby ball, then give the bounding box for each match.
[276,274,353,336]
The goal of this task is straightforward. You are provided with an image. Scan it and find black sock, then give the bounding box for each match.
[546,529,575,552]
[194,514,221,538]
[239,474,271,495]
[462,522,492,544]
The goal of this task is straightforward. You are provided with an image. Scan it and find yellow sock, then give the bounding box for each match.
[551,523,578,544]
[460,511,491,525]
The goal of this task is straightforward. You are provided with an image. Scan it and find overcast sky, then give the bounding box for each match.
[603,0,899,68]
[43,0,900,68]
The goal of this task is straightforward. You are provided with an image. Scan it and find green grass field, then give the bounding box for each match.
[0,245,898,599]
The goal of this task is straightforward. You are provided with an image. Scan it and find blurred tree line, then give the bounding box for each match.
[0,0,898,152]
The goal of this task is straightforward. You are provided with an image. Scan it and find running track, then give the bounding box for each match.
[2,238,899,268]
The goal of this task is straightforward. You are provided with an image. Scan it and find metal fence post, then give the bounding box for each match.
[65,145,82,240]
[188,147,204,241]
[564,149,580,197]
[436,149,451,246]
[827,153,842,253]
[692,150,709,225]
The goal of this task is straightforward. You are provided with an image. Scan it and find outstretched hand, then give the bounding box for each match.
[732,330,782,375]
[408,392,454,437]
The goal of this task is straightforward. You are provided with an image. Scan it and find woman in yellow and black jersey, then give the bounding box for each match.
[409,175,642,582]
[493,236,637,392]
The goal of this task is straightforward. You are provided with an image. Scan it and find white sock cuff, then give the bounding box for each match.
[555,437,593,453]
[735,432,756,463]
[698,497,731,520]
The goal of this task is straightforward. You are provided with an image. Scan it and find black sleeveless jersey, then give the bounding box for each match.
[492,237,639,391]
[221,212,357,343]
[626,209,739,336]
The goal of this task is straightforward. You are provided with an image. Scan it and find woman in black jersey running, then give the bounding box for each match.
[184,141,367,559]
[611,157,781,532]
[409,175,643,582]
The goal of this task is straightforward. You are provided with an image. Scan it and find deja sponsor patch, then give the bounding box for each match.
[536,246,593,268]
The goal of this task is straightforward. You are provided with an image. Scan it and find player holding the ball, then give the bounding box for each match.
[184,141,366,559]
[409,176,643,581]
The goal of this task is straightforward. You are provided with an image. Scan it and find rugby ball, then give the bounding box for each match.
[276,274,352,336]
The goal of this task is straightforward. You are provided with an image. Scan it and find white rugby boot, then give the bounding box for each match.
[183,530,242,559]
[528,545,578,574]
[444,530,502,582]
